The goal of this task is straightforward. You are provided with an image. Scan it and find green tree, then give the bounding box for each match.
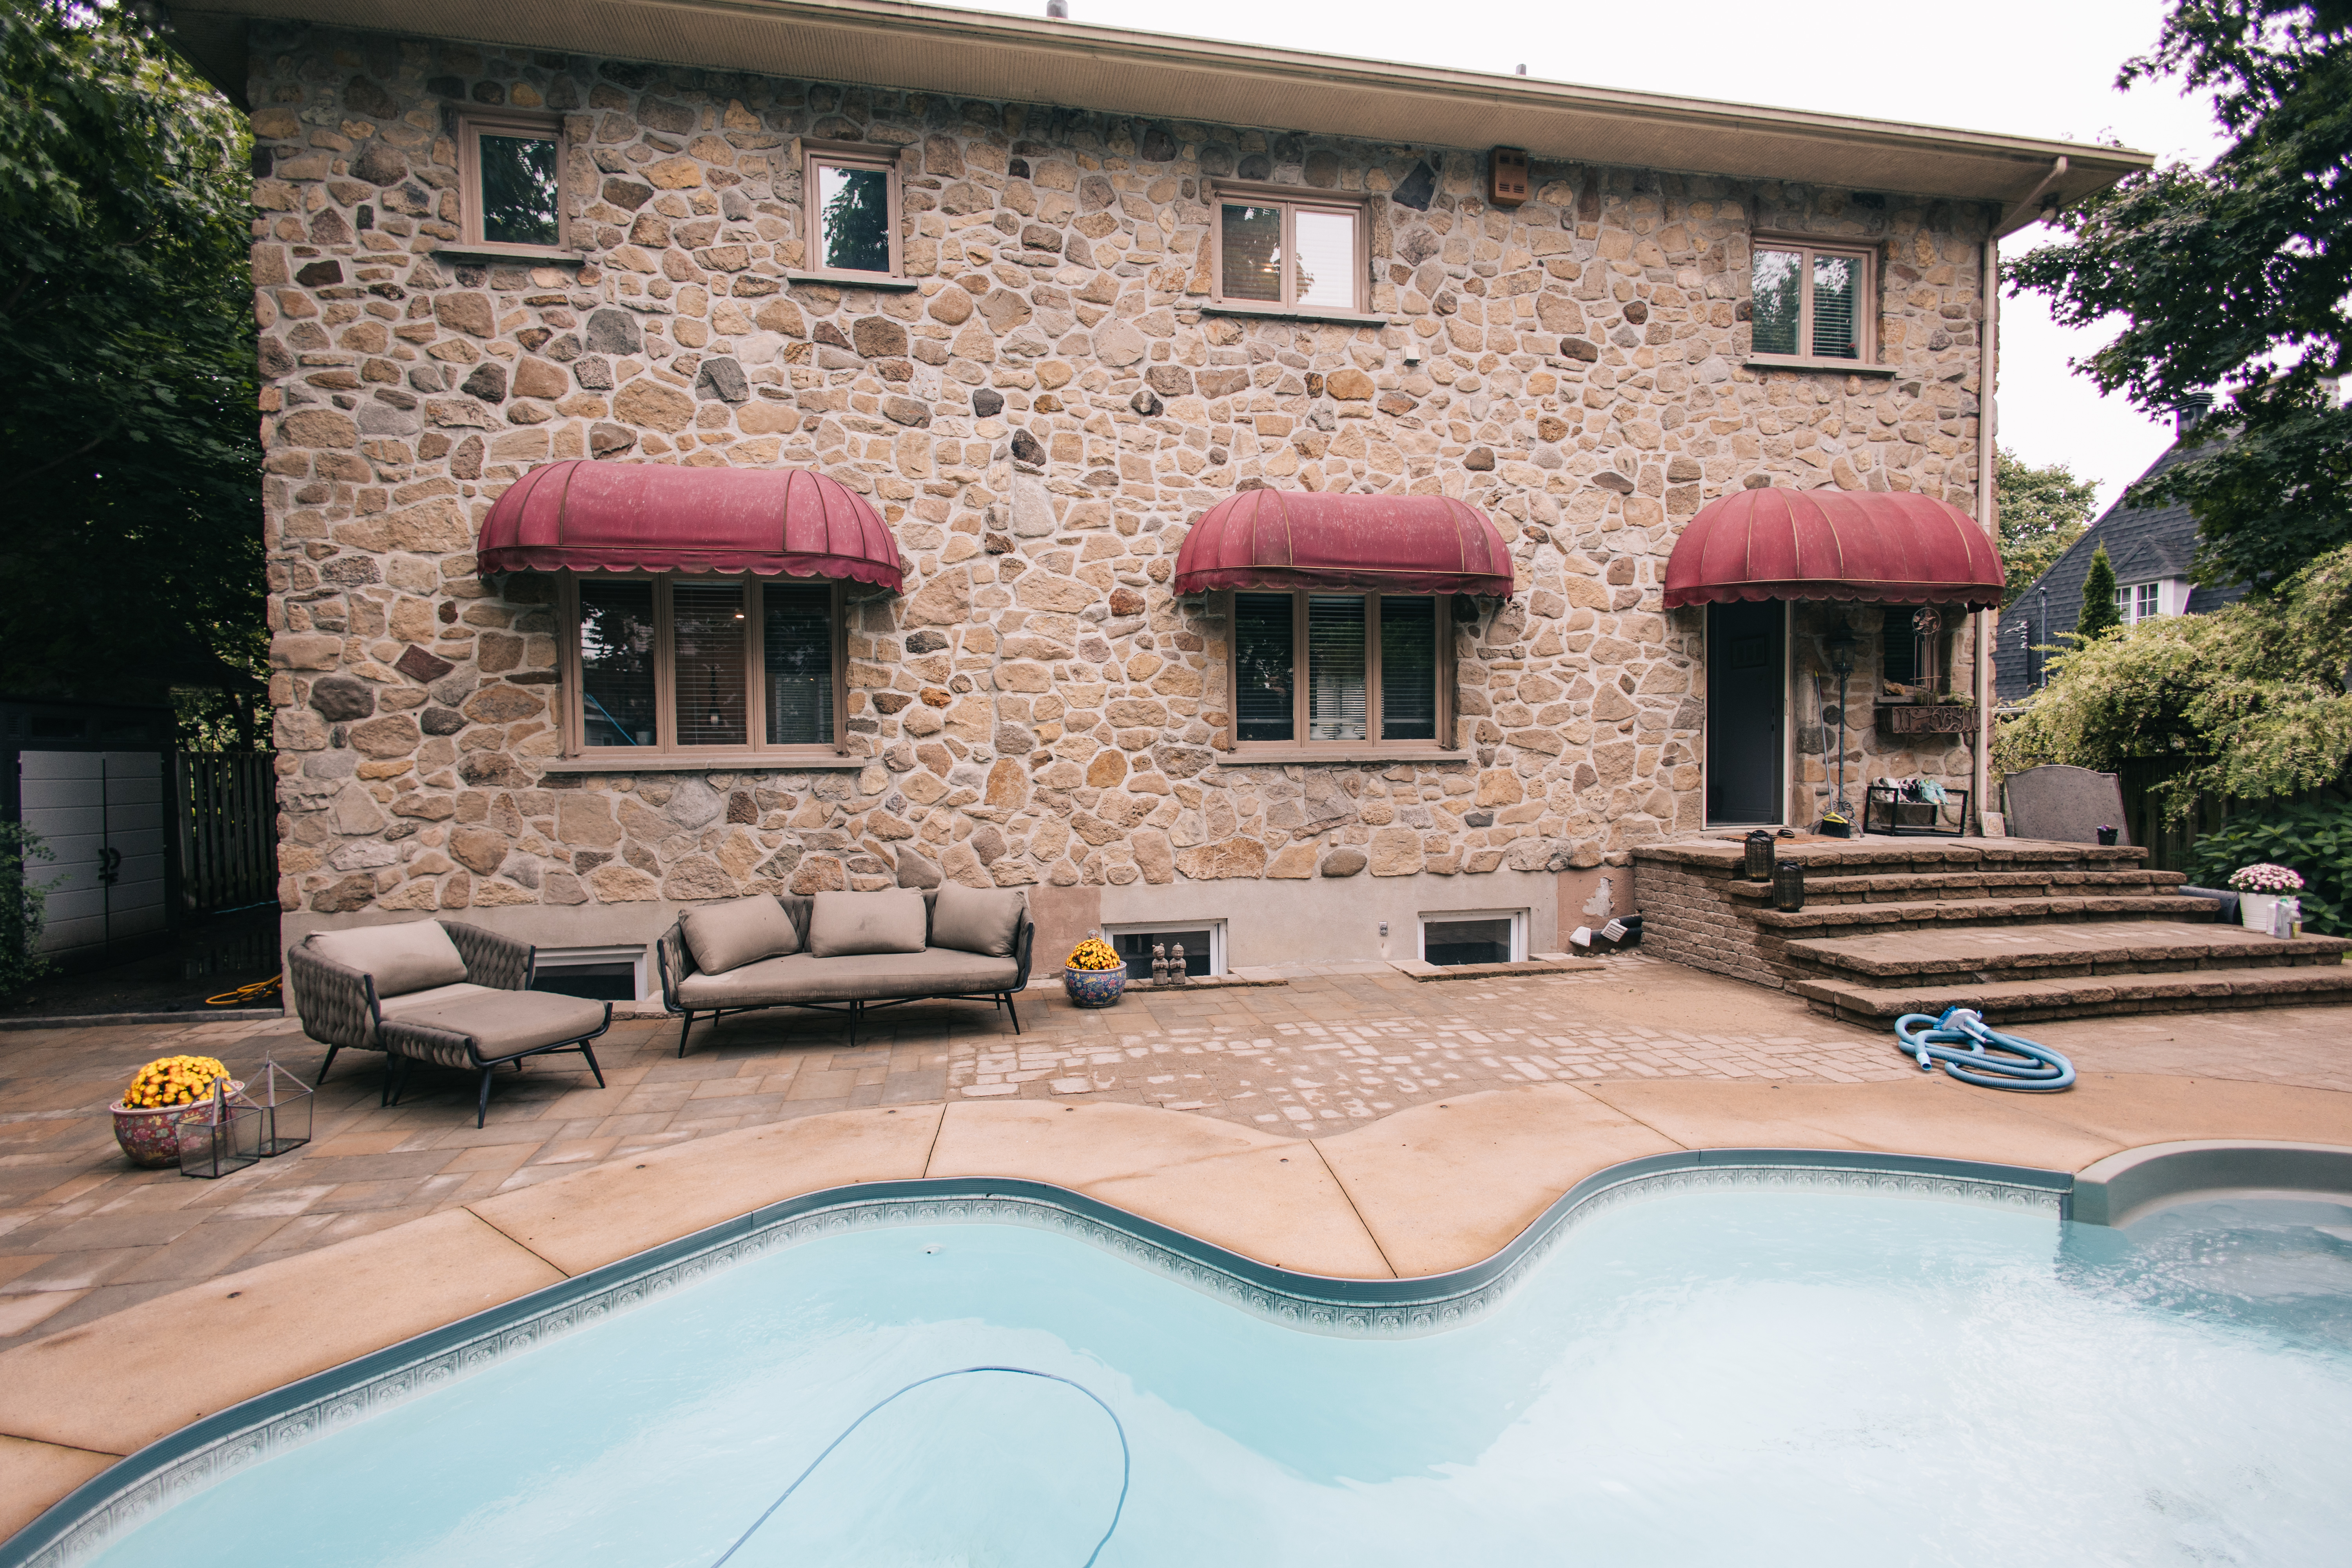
[2076,544,2124,640]
[2006,1,2352,595]
[1997,542,2352,819]
[1996,447,2100,605]
[0,0,262,740]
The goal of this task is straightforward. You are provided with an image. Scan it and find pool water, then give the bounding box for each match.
[82,1190,2352,1567]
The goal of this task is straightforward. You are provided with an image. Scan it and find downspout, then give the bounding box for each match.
[1975,156,2068,834]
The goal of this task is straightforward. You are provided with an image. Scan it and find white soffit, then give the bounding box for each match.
[169,0,2151,204]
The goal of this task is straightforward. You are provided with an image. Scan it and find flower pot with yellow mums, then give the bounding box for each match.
[111,1056,243,1169]
[1062,936,1127,1009]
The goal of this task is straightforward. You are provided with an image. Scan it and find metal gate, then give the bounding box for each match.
[174,753,276,914]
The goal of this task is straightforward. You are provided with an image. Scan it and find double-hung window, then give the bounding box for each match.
[561,576,844,757]
[802,143,901,280]
[2116,581,2161,625]
[1749,236,1876,366]
[457,112,572,255]
[1230,592,1451,750]
[1212,186,1366,315]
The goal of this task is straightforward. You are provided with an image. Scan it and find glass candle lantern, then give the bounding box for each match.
[1771,861,1807,913]
[1744,829,1776,882]
[253,1056,313,1156]
[178,1079,263,1180]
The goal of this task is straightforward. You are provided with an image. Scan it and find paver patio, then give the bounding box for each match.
[5,954,2350,1357]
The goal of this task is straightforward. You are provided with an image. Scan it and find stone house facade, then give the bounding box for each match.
[220,2,2140,985]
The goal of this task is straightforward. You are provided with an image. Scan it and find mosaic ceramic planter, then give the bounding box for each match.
[111,1084,243,1170]
[1062,966,1127,1009]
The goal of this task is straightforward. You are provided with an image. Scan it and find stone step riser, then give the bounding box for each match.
[1784,951,2344,985]
[1794,968,2352,1025]
[1748,899,2225,940]
[1726,876,2190,907]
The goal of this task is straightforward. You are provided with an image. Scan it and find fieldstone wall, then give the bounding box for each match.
[251,24,1993,934]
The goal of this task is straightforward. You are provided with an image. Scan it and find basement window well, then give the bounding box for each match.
[1421,909,1526,966]
[528,944,651,1003]
[1106,922,1225,981]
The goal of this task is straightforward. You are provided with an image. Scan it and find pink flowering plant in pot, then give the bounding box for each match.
[2229,863,2305,895]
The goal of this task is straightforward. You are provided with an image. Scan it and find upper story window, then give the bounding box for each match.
[1749,236,1876,366]
[1232,592,1450,750]
[2116,581,2163,625]
[803,143,901,279]
[457,112,570,254]
[1212,185,1366,315]
[561,576,842,757]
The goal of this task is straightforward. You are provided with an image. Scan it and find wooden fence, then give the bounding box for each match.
[174,753,275,913]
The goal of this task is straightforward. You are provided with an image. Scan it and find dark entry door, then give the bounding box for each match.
[1706,601,1784,824]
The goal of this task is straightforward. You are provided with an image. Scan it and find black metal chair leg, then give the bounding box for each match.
[316,1045,341,1087]
[476,1067,495,1128]
[677,1010,695,1058]
[848,999,860,1049]
[579,1040,605,1088]
[1004,991,1021,1034]
[386,1054,411,1108]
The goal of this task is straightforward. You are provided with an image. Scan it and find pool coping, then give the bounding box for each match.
[0,1145,2074,1568]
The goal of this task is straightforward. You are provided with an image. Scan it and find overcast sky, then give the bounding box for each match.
[946,0,2231,512]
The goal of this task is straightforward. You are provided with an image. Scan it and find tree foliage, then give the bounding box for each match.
[2005,1,2352,595]
[2076,544,2124,640]
[0,0,261,737]
[1995,447,2100,604]
[1996,542,2352,817]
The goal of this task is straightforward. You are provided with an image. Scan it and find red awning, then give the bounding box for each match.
[1172,490,1514,596]
[1663,488,2003,610]
[475,461,903,591]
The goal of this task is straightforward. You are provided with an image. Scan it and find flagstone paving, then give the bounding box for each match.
[3,954,2348,1357]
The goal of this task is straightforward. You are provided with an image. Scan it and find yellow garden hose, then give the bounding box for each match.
[206,973,282,1006]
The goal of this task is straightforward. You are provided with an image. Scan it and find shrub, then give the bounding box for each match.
[2188,798,2352,934]
[0,822,58,997]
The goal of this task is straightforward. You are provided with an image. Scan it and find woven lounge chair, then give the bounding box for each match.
[289,920,611,1126]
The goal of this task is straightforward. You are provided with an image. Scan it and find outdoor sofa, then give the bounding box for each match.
[658,884,1033,1056]
[288,920,611,1125]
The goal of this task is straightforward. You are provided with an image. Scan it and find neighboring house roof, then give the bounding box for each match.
[1992,430,2247,702]
[161,0,2149,203]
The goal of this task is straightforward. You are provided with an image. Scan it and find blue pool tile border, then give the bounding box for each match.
[2,1147,2069,1568]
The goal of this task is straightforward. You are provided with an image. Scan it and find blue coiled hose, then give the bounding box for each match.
[1893,1006,2075,1091]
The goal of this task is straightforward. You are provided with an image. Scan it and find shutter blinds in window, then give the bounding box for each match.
[1306,595,1367,741]
[1292,209,1356,310]
[1810,252,1859,359]
[673,583,748,747]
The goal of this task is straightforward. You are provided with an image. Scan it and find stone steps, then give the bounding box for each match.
[1725,868,2189,906]
[1781,918,2347,982]
[1794,964,2352,1024]
[1749,895,2225,934]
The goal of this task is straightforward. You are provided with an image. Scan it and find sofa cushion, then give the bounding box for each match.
[309,921,467,998]
[807,889,927,959]
[930,883,1025,958]
[380,989,606,1063]
[683,897,800,975]
[378,981,497,1017]
[676,948,1019,1009]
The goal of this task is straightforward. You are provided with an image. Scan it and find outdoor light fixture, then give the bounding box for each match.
[1744,829,1776,882]
[1824,625,1857,677]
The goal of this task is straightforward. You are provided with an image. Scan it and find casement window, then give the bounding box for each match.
[456,113,572,255]
[802,143,902,279]
[1749,237,1876,365]
[1230,592,1451,749]
[2116,581,2162,624]
[558,576,845,758]
[1212,186,1367,314]
[1881,605,1945,690]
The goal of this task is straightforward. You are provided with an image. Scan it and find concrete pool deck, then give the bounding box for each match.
[3,959,2350,1539]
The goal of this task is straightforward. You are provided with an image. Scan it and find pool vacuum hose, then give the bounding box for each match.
[1892,1006,2075,1091]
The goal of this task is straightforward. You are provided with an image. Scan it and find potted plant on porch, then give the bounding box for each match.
[1063,935,1128,1008]
[2229,863,2305,932]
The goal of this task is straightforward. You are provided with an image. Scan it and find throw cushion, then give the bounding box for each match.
[309,920,468,998]
[807,889,928,959]
[929,882,1025,958]
[683,897,800,975]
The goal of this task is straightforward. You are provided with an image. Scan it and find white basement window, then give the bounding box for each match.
[528,944,651,1002]
[1104,920,1226,981]
[1420,909,1527,967]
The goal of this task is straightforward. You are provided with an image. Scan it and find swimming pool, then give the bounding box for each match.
[22,1164,2352,1566]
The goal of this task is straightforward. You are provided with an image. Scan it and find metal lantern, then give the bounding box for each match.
[253,1054,313,1157]
[177,1078,262,1180]
[1743,829,1776,882]
[1771,860,1807,913]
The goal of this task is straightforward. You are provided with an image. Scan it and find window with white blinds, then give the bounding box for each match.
[1230,592,1450,749]
[1213,188,1365,312]
[564,577,845,757]
[1749,239,1875,364]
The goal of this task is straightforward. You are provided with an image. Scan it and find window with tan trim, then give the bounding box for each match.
[558,576,846,758]
[1211,185,1367,314]
[1748,236,1877,366]
[456,111,573,255]
[1229,591,1453,749]
[802,142,902,279]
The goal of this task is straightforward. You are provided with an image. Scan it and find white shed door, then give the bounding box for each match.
[20,751,168,958]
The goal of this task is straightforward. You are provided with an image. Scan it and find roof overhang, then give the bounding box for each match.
[164,0,2148,205]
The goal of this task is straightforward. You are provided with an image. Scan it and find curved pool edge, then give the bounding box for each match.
[1,1147,2062,1568]
[9,1134,2352,1568]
